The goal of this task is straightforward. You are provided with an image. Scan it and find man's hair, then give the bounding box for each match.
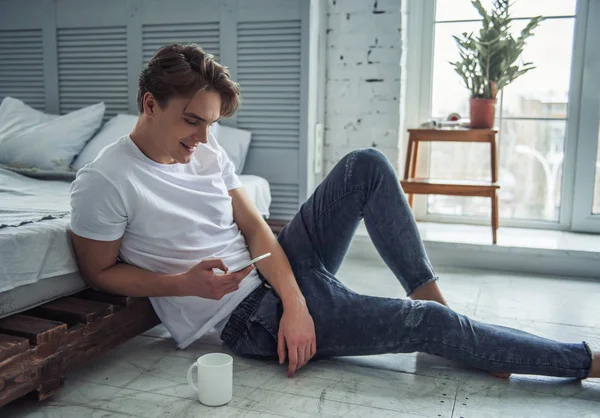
[137,43,240,117]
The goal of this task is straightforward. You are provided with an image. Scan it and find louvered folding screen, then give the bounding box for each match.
[57,27,128,120]
[0,0,321,220]
[0,29,45,110]
[236,19,303,219]
[142,23,220,64]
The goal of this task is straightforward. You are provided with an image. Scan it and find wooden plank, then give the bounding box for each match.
[401,179,499,198]
[27,377,64,401]
[0,335,29,363]
[0,349,39,405]
[60,299,160,372]
[0,315,66,346]
[0,298,160,408]
[75,289,133,307]
[408,128,497,134]
[402,178,500,188]
[401,186,495,198]
[267,219,288,235]
[408,128,496,143]
[27,297,114,326]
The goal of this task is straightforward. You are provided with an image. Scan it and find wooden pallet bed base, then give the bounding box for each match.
[0,290,159,408]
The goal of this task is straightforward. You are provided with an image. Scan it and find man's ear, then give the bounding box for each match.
[143,93,159,118]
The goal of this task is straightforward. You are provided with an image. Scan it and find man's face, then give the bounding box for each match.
[146,89,221,164]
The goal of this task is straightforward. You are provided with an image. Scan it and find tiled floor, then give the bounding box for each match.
[4,258,600,417]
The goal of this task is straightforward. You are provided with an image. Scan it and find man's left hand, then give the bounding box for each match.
[277,300,316,377]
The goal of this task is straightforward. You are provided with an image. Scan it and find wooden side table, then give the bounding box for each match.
[401,128,500,244]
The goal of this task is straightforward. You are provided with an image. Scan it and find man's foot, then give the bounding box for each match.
[410,281,448,307]
[590,352,600,378]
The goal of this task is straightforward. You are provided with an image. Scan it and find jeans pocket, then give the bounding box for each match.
[248,289,282,342]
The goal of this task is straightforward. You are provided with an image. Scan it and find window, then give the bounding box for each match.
[405,0,600,231]
[593,122,600,214]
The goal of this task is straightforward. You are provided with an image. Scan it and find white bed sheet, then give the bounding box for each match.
[0,173,271,294]
[239,174,271,218]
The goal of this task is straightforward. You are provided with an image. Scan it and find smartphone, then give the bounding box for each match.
[229,253,272,273]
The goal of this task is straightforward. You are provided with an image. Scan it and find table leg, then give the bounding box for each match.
[403,138,414,208]
[491,191,498,244]
[490,134,498,183]
[403,138,413,180]
[410,141,420,180]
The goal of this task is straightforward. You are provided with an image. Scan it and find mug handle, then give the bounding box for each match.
[187,362,199,392]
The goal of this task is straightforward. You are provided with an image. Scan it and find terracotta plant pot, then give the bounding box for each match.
[470,98,497,129]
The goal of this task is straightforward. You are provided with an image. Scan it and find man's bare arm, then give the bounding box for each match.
[230,188,316,377]
[229,189,304,307]
[70,233,253,299]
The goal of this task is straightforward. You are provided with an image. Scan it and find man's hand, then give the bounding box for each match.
[179,259,254,299]
[278,300,317,377]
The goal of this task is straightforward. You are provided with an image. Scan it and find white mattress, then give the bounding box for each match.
[0,216,76,293]
[0,173,271,307]
[0,272,86,319]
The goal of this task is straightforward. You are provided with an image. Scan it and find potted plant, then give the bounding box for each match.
[450,0,545,129]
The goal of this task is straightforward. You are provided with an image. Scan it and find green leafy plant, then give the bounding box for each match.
[450,0,545,99]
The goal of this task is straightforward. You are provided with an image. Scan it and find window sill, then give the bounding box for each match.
[350,221,600,279]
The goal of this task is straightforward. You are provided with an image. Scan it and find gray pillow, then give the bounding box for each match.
[212,123,252,174]
[0,97,105,170]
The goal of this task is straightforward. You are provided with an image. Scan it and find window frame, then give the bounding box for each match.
[403,0,593,231]
[571,0,600,232]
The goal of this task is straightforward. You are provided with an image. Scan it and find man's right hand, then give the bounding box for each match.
[179,258,254,299]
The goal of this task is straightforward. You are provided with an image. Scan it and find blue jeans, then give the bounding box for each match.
[221,148,593,378]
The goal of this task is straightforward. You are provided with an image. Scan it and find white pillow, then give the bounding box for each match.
[0,97,57,140]
[0,97,105,171]
[73,113,138,169]
[213,123,252,174]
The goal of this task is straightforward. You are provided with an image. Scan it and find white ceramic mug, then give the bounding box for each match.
[187,353,233,406]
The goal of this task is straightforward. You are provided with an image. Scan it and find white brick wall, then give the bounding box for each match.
[324,0,403,173]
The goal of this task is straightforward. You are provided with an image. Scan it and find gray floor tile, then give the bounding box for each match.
[452,378,600,418]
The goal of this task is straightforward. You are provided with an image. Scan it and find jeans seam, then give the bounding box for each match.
[432,339,588,371]
[363,200,436,295]
[311,187,366,228]
[322,338,589,372]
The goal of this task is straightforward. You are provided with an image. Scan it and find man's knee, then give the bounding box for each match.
[403,300,453,331]
[351,147,388,165]
[344,148,394,179]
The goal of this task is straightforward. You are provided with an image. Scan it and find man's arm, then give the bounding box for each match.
[70,233,252,299]
[229,190,303,306]
[230,188,316,377]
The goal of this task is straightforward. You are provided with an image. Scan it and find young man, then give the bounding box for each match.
[70,44,599,380]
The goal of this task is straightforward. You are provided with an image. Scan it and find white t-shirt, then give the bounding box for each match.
[70,134,261,349]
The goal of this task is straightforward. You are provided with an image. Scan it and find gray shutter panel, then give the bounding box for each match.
[142,23,220,64]
[57,27,128,119]
[269,183,301,221]
[236,19,302,220]
[0,29,45,110]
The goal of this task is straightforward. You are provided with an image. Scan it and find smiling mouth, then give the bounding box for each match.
[181,142,197,153]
